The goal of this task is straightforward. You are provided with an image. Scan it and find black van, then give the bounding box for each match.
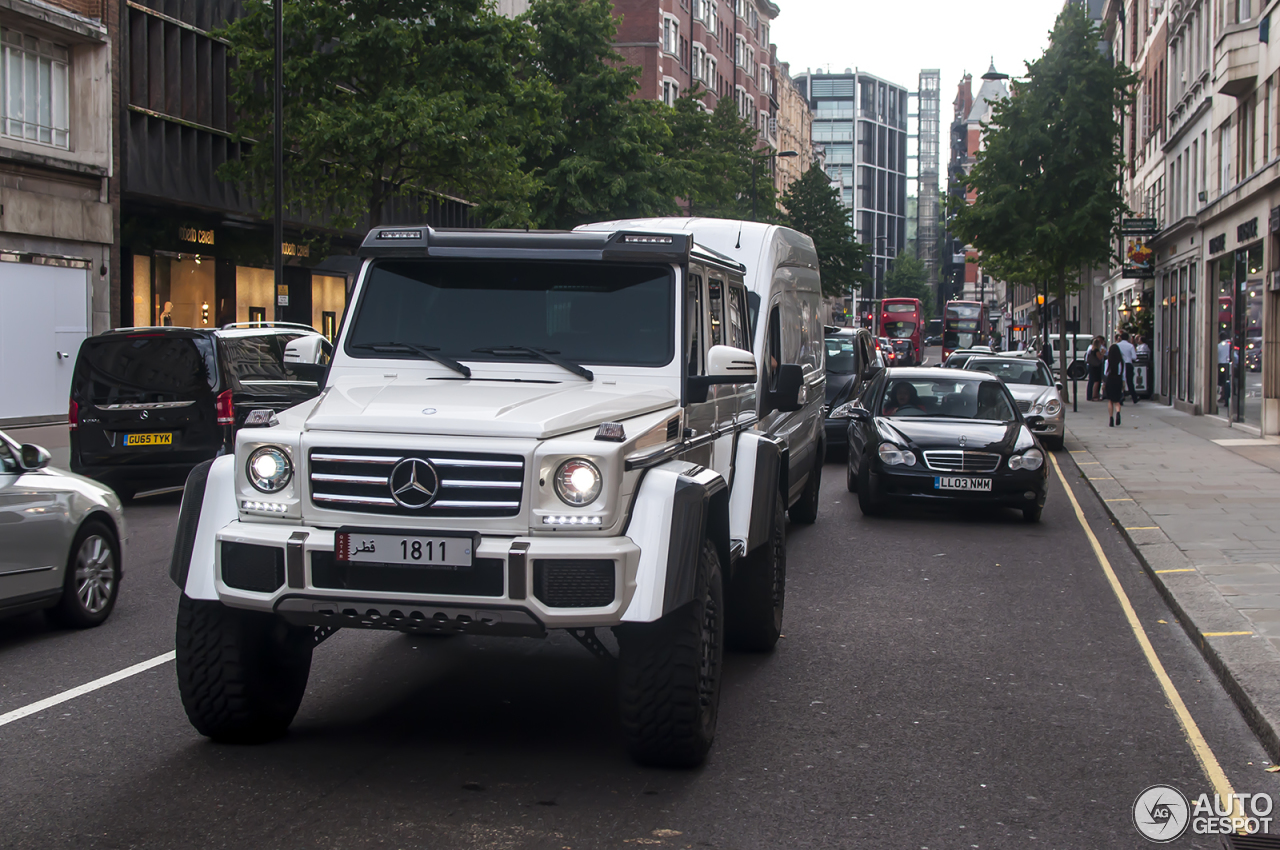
[69,324,329,497]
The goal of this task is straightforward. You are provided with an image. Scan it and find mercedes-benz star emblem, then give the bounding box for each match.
[139,410,149,420]
[388,458,440,509]
[958,435,967,448]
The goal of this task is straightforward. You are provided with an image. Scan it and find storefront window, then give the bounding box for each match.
[236,267,273,325]
[132,255,151,327]
[311,275,346,339]
[1242,245,1264,428]
[149,254,214,329]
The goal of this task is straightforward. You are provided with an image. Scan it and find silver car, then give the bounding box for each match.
[962,357,1065,450]
[0,430,126,627]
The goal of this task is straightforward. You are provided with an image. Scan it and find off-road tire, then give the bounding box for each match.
[175,595,314,743]
[857,460,885,517]
[1023,504,1044,524]
[47,519,120,629]
[788,450,822,525]
[726,490,786,652]
[614,539,724,768]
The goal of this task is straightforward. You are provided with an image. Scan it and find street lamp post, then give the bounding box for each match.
[273,0,284,322]
[750,150,798,221]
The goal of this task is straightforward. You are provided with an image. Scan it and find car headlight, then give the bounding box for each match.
[878,443,916,466]
[1043,398,1062,417]
[1009,448,1045,471]
[1033,402,1044,414]
[246,446,293,493]
[554,458,603,506]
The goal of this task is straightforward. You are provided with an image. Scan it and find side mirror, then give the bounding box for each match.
[19,443,51,470]
[862,364,883,381]
[1056,382,1064,392]
[769,364,806,413]
[687,345,757,403]
[284,335,329,365]
[829,402,870,421]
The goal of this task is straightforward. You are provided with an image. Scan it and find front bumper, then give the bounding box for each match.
[1028,415,1065,438]
[213,521,642,633]
[875,464,1047,508]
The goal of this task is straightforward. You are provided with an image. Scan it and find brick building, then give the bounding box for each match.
[0,0,117,425]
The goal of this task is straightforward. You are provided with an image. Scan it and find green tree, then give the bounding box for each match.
[884,255,933,322]
[665,93,778,220]
[950,4,1134,390]
[218,0,553,229]
[520,0,678,228]
[781,165,868,297]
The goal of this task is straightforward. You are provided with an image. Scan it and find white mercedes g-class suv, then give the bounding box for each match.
[169,226,808,767]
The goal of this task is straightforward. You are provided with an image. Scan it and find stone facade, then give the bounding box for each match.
[773,61,813,199]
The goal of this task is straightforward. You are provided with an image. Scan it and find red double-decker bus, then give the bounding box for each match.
[880,298,922,366]
[942,300,988,359]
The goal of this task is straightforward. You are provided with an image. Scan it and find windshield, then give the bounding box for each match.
[966,358,1052,386]
[883,321,916,339]
[825,337,857,374]
[946,304,982,319]
[943,331,978,351]
[77,335,217,405]
[885,303,916,313]
[348,260,674,367]
[879,378,1017,421]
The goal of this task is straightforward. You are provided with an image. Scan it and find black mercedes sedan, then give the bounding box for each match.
[831,367,1049,522]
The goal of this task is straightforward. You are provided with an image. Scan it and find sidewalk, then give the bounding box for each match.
[1064,393,1280,760]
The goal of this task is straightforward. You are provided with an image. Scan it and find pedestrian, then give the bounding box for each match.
[1086,336,1105,401]
[1017,338,1026,352]
[1135,334,1151,361]
[1104,342,1126,426]
[1117,331,1138,403]
[1039,338,1053,367]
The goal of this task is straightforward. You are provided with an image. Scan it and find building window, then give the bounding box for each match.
[663,79,679,107]
[708,1,718,37]
[735,86,752,121]
[706,57,717,90]
[663,17,679,56]
[1,29,70,149]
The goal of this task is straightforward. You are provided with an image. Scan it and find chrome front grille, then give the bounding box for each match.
[922,450,1002,473]
[309,448,524,517]
[1016,400,1032,413]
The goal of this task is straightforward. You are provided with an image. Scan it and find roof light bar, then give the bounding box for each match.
[376,229,422,240]
[622,235,673,244]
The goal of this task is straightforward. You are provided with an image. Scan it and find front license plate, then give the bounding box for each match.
[935,476,993,492]
[123,432,172,446]
[335,531,474,568]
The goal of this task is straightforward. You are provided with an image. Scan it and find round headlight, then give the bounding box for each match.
[1011,448,1045,471]
[1043,399,1062,416]
[1033,402,1045,414]
[878,444,915,466]
[554,458,602,506]
[247,446,293,493]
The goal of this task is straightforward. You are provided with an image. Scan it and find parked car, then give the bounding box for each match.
[824,327,881,458]
[942,348,993,369]
[963,357,1065,450]
[70,323,331,498]
[878,337,895,365]
[0,429,127,627]
[831,367,1049,522]
[892,339,914,367]
[171,224,813,768]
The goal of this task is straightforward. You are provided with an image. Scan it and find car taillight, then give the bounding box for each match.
[68,398,78,431]
[216,389,235,426]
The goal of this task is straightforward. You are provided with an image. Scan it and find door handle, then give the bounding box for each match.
[56,352,70,360]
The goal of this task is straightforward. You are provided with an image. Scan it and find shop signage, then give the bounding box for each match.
[282,242,310,258]
[1209,233,1227,254]
[1121,217,1159,235]
[277,285,289,307]
[179,226,214,246]
[1238,218,1259,242]
[1270,205,1280,233]
[1123,238,1155,279]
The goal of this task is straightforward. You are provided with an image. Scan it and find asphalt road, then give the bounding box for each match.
[4,441,1280,846]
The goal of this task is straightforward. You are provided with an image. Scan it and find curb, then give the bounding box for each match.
[1063,427,1280,765]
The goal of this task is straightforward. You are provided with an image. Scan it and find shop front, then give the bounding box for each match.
[121,212,352,339]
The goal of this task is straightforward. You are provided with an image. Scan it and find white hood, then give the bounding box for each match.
[305,374,678,439]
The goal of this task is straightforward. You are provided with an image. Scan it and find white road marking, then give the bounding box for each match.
[0,651,175,729]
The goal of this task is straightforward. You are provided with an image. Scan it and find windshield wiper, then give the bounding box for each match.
[351,342,471,378]
[472,347,594,381]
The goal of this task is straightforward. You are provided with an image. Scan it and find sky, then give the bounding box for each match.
[769,0,1067,175]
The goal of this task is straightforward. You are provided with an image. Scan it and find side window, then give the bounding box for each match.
[726,284,751,351]
[766,305,782,389]
[687,274,704,376]
[0,441,16,473]
[707,277,725,347]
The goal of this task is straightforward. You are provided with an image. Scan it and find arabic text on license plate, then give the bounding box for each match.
[335,532,473,568]
[123,432,172,446]
[935,476,993,492]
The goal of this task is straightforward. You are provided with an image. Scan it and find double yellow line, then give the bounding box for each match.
[1049,453,1240,816]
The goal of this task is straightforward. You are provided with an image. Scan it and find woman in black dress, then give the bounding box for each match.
[1085,336,1105,401]
[1104,342,1125,426]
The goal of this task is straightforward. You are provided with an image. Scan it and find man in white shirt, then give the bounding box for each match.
[1116,331,1138,403]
